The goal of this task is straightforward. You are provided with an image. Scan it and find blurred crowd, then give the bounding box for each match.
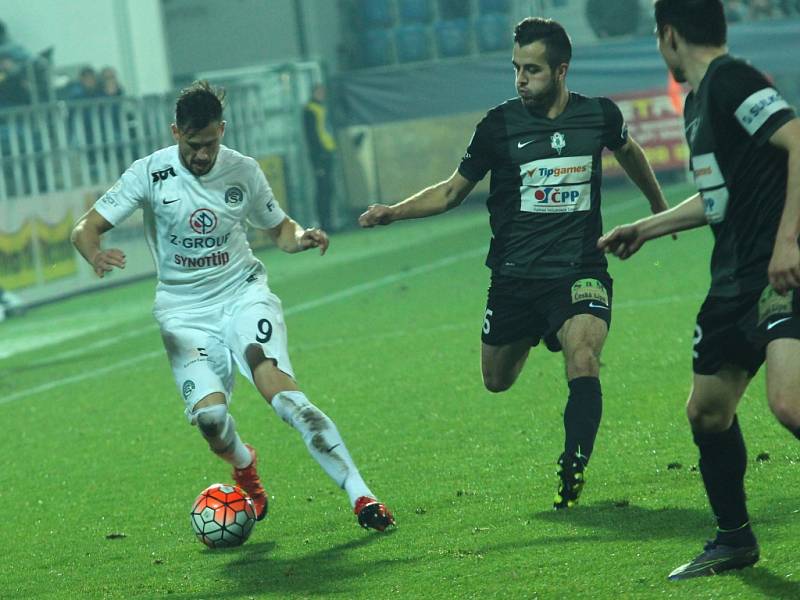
[0,19,50,107]
[59,65,125,102]
[725,0,800,21]
[0,19,125,109]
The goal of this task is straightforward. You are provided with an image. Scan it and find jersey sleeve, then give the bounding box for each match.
[598,97,628,151]
[458,113,496,183]
[713,62,796,146]
[93,162,148,225]
[247,161,287,229]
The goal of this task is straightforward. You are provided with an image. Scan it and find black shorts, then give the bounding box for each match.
[481,272,613,352]
[693,286,800,377]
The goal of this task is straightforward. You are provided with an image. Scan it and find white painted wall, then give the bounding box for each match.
[162,0,344,81]
[3,0,171,96]
[301,0,345,72]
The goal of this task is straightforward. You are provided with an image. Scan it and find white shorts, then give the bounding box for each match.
[155,280,295,422]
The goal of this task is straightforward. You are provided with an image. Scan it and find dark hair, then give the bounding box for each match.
[513,17,572,69]
[654,0,726,46]
[175,80,225,133]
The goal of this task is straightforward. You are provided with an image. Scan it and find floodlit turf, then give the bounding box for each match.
[2,182,799,599]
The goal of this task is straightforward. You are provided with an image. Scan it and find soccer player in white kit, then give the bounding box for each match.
[71,81,395,532]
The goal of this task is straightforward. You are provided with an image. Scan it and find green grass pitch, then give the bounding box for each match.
[1,182,798,599]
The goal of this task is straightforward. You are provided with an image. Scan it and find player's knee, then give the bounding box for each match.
[768,391,800,430]
[194,403,229,438]
[566,347,599,377]
[686,399,731,433]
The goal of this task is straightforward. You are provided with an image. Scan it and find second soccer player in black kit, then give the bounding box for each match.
[600,0,800,581]
[360,18,669,509]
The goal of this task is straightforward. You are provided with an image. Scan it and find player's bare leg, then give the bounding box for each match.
[553,314,608,508]
[247,346,394,531]
[558,314,607,380]
[192,392,269,520]
[766,338,800,437]
[480,337,535,393]
[669,367,758,580]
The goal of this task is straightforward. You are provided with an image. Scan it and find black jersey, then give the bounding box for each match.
[458,93,627,279]
[684,55,796,297]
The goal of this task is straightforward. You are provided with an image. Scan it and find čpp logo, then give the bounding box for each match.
[189,208,218,234]
[534,188,581,204]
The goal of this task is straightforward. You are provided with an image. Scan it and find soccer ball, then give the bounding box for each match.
[190,483,257,548]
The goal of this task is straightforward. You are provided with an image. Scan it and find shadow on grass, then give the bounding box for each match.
[172,530,415,598]
[733,565,800,598]
[532,501,711,541]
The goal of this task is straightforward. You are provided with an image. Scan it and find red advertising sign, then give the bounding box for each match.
[603,86,689,177]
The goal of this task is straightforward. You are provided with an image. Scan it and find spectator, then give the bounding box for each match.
[0,20,31,65]
[99,66,128,172]
[303,83,338,231]
[0,20,32,107]
[0,57,30,107]
[65,66,102,100]
[100,66,123,97]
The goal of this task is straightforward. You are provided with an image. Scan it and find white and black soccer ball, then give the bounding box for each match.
[190,483,256,548]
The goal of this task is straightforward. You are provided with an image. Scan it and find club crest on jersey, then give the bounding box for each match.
[225,186,244,205]
[550,132,566,155]
[189,208,218,234]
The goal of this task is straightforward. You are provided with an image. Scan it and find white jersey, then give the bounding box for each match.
[95,145,287,312]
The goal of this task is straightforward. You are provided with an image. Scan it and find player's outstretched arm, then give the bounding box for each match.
[269,217,329,255]
[613,136,670,215]
[71,209,126,278]
[766,119,800,294]
[599,193,706,260]
[358,169,476,228]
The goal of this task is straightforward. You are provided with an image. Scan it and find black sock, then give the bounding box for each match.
[693,415,754,544]
[715,522,757,547]
[563,376,602,464]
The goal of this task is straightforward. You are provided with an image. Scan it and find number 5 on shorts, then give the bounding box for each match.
[483,309,493,334]
[692,324,702,359]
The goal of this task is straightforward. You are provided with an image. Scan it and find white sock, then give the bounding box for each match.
[230,436,253,469]
[271,390,373,506]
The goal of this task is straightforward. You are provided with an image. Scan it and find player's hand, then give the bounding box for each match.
[768,238,800,295]
[358,204,393,228]
[299,227,329,256]
[91,248,126,278]
[597,224,646,260]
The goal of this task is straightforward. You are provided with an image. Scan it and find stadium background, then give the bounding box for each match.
[2,0,799,308]
[2,2,800,598]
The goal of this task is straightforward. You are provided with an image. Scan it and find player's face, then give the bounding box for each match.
[512,41,564,111]
[656,27,687,83]
[172,120,226,176]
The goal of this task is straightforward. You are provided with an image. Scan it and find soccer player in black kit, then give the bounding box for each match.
[360,18,670,509]
[599,0,800,581]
